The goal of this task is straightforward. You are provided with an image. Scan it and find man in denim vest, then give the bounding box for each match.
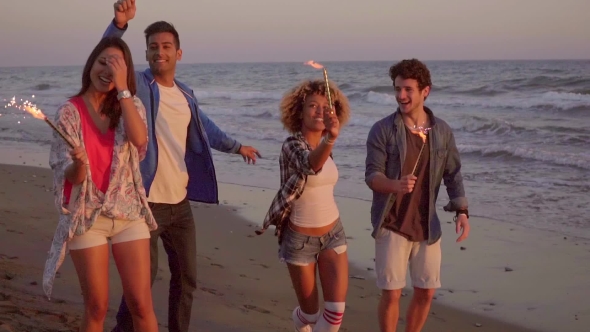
[365,59,470,332]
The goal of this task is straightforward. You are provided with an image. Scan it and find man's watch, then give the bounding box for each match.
[117,90,132,101]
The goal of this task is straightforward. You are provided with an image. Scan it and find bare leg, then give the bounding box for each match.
[404,287,435,332]
[112,239,158,332]
[317,249,348,303]
[378,289,402,332]
[287,262,319,315]
[70,244,110,332]
[314,248,348,330]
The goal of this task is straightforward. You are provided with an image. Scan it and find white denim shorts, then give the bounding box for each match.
[68,214,150,250]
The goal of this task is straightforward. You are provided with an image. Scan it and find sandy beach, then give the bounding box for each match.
[0,143,588,331]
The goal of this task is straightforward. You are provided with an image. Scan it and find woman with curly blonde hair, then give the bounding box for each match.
[258,79,351,331]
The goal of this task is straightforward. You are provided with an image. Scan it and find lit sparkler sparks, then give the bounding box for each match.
[304,60,334,111]
[410,126,432,176]
[4,96,74,148]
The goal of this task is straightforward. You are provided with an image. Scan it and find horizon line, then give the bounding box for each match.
[1,58,588,69]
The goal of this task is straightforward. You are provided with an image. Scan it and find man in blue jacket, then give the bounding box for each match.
[106,1,261,331]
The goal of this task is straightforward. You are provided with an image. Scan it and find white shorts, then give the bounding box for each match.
[68,215,150,250]
[374,228,441,290]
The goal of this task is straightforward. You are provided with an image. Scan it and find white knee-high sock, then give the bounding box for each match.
[293,306,320,331]
[313,302,345,332]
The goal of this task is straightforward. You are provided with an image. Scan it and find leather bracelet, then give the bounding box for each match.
[455,209,469,219]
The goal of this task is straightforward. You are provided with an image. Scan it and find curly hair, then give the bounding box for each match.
[389,59,432,91]
[280,79,350,134]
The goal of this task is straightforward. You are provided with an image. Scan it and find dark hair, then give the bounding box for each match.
[389,59,432,91]
[73,37,136,129]
[144,21,180,49]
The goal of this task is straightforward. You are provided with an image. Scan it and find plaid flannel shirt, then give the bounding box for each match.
[256,133,320,242]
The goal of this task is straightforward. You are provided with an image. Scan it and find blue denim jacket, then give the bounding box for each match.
[103,21,242,204]
[365,108,467,244]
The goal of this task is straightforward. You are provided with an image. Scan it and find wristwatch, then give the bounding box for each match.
[117,90,132,101]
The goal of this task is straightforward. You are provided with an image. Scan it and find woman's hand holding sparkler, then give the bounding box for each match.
[70,146,89,167]
[323,107,340,142]
[65,145,88,185]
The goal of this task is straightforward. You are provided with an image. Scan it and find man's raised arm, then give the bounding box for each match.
[103,0,136,39]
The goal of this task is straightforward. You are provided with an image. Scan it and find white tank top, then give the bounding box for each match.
[290,156,340,228]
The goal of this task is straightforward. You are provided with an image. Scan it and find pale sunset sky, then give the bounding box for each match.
[1,0,588,67]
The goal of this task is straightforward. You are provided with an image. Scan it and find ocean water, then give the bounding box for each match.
[1,60,589,238]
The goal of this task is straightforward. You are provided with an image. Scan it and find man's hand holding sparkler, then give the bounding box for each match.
[392,174,417,195]
[114,0,136,29]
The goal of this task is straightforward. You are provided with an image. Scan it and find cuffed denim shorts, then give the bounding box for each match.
[279,218,347,266]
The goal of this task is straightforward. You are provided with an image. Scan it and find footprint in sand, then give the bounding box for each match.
[429,313,447,322]
[0,300,20,315]
[243,304,271,314]
[257,264,270,269]
[3,273,15,281]
[239,274,261,281]
[210,263,224,268]
[200,287,224,296]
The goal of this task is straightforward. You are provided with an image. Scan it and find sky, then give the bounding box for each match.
[1,0,589,67]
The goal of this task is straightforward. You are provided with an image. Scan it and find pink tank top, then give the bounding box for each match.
[63,96,115,204]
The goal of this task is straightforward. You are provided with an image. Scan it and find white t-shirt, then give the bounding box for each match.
[147,83,192,204]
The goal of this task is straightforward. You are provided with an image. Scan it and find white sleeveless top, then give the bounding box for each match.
[290,156,340,228]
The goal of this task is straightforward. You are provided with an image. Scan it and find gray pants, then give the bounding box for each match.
[113,198,197,332]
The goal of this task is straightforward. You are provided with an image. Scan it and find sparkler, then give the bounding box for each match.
[5,96,75,149]
[304,60,333,111]
[410,127,431,176]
